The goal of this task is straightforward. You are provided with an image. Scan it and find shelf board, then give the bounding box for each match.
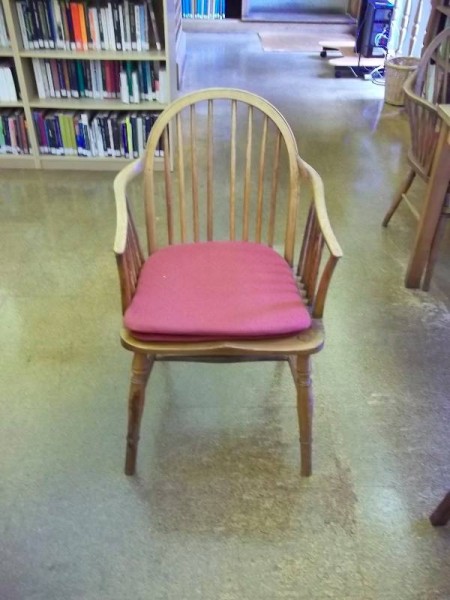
[38,154,162,171]
[0,154,36,168]
[19,49,166,61]
[28,96,166,111]
[0,47,14,56]
[0,100,24,108]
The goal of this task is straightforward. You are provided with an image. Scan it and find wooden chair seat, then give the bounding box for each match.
[120,320,325,358]
[113,88,342,478]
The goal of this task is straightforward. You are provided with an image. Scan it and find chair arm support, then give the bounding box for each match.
[298,157,343,259]
[297,156,343,319]
[113,158,145,313]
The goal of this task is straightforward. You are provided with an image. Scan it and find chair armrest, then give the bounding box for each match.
[113,158,145,313]
[114,158,144,253]
[297,156,343,319]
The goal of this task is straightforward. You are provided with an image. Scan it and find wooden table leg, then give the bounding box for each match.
[430,491,450,526]
[405,121,450,289]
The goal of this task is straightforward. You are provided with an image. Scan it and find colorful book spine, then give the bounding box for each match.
[15,0,165,51]
[32,109,162,157]
[29,58,164,104]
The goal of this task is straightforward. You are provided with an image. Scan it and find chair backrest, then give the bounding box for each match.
[404,28,450,178]
[142,88,301,266]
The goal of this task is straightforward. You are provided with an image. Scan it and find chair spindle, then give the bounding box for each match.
[306,231,325,302]
[242,105,253,241]
[255,115,268,243]
[163,127,174,245]
[176,113,187,242]
[297,204,314,276]
[267,131,281,247]
[230,99,237,240]
[207,99,214,241]
[190,105,200,242]
[301,211,320,300]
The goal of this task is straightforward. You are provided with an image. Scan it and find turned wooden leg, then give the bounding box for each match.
[382,169,416,227]
[124,353,154,476]
[430,492,450,526]
[422,214,447,291]
[296,355,313,477]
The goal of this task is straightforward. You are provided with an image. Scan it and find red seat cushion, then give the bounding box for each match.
[124,241,312,341]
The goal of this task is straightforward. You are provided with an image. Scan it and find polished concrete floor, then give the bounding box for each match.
[2,32,450,600]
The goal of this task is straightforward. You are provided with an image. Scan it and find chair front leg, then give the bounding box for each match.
[125,352,154,475]
[296,355,314,477]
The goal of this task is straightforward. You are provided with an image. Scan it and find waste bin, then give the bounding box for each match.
[384,56,420,106]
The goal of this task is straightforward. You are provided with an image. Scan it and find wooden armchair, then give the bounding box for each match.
[382,28,450,289]
[114,88,342,477]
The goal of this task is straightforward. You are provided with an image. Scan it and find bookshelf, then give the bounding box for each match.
[0,0,182,170]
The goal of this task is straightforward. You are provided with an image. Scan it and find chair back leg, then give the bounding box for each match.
[422,213,448,290]
[125,353,154,475]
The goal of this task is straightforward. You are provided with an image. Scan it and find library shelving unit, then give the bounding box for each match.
[0,0,183,170]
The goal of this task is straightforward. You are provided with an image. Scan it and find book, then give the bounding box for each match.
[52,0,66,48]
[78,2,89,50]
[131,70,139,102]
[146,0,161,50]
[112,0,121,49]
[119,68,129,102]
[0,4,10,48]
[45,0,57,48]
[31,0,45,48]
[69,1,82,50]
[62,0,73,49]
[0,62,19,102]
[15,2,29,49]
[134,3,141,51]
[50,57,61,96]
[37,0,50,48]
[129,0,136,50]
[107,1,116,51]
[32,58,45,98]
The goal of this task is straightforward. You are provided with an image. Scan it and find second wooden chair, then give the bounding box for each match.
[382,28,450,290]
